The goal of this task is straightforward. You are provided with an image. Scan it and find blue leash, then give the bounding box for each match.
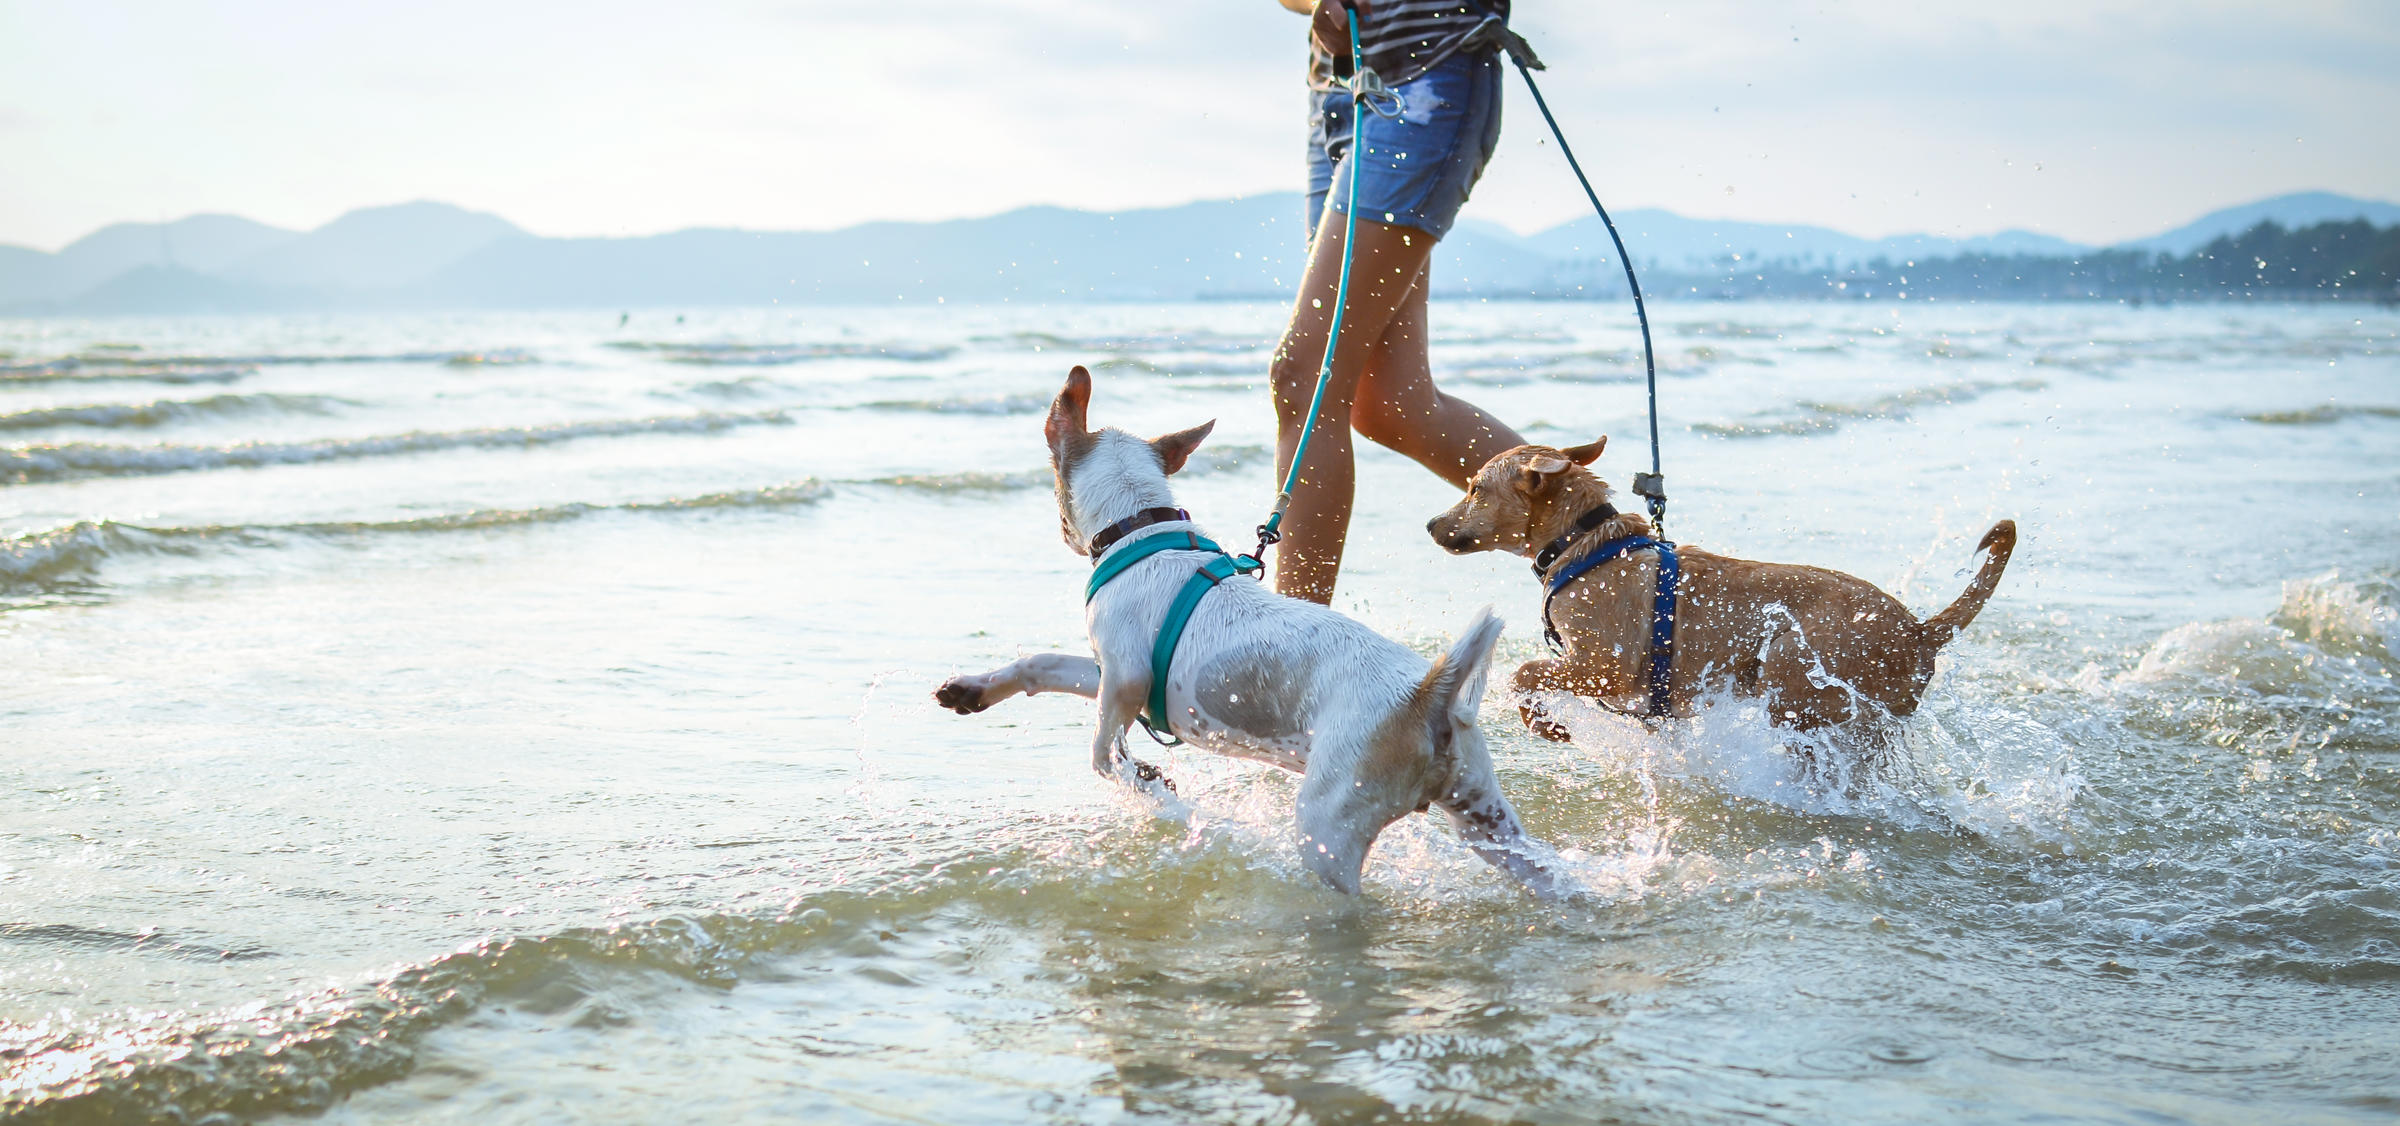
[1480,8,1678,714]
[1477,12,1668,532]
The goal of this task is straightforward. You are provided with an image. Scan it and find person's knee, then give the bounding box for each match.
[1270,350,1322,423]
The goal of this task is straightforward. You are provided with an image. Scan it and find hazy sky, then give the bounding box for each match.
[3,1,2395,250]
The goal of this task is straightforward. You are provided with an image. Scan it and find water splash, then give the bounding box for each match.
[1540,682,2084,846]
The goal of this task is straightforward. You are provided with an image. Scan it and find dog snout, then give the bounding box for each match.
[1426,515,1477,554]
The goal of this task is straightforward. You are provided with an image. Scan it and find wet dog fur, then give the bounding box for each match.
[1427,439,2016,742]
[935,367,1561,897]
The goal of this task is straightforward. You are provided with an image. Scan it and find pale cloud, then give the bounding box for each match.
[0,0,2392,249]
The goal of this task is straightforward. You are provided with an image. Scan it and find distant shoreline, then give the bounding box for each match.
[5,193,2395,316]
[11,226,2392,315]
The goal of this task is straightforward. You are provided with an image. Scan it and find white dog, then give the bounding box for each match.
[934,366,1559,897]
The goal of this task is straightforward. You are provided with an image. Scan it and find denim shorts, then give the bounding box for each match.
[1305,49,1504,242]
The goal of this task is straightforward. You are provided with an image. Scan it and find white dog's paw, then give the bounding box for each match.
[933,675,992,714]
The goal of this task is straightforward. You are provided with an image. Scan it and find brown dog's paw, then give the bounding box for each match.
[934,677,988,715]
[1519,700,1575,743]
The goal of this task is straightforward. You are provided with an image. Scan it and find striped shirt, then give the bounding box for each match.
[1307,0,1510,90]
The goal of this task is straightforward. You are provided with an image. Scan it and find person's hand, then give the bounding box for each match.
[1309,0,1367,59]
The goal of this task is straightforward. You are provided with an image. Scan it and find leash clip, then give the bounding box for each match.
[1347,66,1404,120]
[1245,522,1280,581]
[1630,472,1666,501]
[1631,471,1668,530]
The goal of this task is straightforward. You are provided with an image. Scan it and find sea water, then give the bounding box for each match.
[0,300,2394,1123]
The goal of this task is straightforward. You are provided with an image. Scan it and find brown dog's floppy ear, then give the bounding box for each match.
[1045,365,1092,451]
[1563,436,1607,465]
[1152,419,1215,475]
[1519,450,1572,494]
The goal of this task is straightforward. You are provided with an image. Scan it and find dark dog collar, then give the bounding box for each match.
[1088,507,1190,559]
[1531,503,1620,576]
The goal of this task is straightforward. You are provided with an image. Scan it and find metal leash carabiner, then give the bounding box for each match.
[1347,65,1404,120]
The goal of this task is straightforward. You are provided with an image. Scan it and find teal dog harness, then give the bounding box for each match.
[1084,513,1264,742]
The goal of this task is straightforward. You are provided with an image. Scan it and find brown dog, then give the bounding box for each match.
[1427,439,2016,740]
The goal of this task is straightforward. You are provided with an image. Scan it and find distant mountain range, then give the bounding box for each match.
[3,191,2393,314]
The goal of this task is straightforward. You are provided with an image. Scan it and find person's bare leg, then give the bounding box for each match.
[1270,215,1433,604]
[1351,263,1525,488]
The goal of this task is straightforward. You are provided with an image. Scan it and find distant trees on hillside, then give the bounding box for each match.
[1648,220,2400,303]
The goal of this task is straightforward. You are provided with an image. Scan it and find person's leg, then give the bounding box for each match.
[1270,213,1433,604]
[1350,262,1525,488]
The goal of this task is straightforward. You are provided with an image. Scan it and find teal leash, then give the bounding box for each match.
[1246,5,1377,572]
[1098,11,1382,744]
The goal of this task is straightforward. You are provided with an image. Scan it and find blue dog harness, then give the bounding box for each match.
[1537,507,1679,718]
[1084,509,1263,742]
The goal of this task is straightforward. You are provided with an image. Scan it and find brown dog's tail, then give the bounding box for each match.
[1920,520,2017,648]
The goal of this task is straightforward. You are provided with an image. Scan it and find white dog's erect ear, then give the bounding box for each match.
[1151,419,1215,475]
[1045,365,1092,451]
[1563,436,1607,465]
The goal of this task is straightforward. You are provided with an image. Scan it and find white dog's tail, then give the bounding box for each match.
[1422,606,1506,728]
[1420,607,1566,899]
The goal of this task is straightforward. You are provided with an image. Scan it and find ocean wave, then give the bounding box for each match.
[2122,572,2399,694]
[975,330,1268,356]
[1089,355,1261,378]
[0,523,200,589]
[0,922,276,963]
[2239,404,2400,426]
[0,411,792,485]
[608,341,955,365]
[1185,442,1271,476]
[0,798,1686,1123]
[676,374,796,400]
[1435,327,1578,346]
[0,393,350,432]
[2086,573,2398,847]
[0,349,533,382]
[2274,571,2400,663]
[1917,337,2002,361]
[857,444,1267,494]
[1675,321,1781,339]
[1445,357,1643,387]
[0,362,253,386]
[866,468,1055,492]
[0,483,828,592]
[856,392,1051,416]
[0,888,927,1123]
[1693,377,2046,439]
